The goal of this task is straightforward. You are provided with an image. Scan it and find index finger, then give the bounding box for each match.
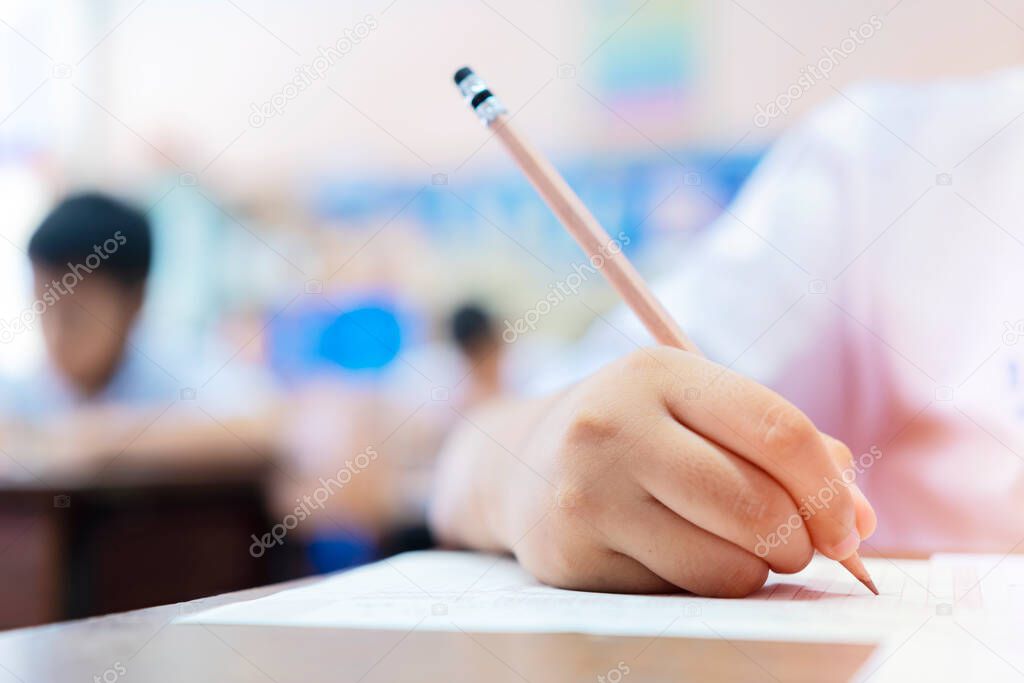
[653,349,861,561]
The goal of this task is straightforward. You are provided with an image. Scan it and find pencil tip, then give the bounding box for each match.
[840,553,879,595]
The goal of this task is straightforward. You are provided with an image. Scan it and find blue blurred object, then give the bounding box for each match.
[307,529,377,574]
[269,295,411,381]
[318,305,402,370]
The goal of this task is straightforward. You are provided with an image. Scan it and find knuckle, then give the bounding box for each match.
[564,408,622,449]
[730,486,779,527]
[757,404,817,456]
[733,485,813,573]
[728,473,797,530]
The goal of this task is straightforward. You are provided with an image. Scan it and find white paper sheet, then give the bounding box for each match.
[177,551,1024,647]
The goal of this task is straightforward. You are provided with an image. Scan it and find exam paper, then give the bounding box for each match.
[178,551,1024,646]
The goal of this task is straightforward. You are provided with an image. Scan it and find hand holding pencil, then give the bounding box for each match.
[429,67,878,596]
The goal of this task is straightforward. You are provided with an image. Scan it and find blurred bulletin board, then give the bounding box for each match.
[590,0,700,131]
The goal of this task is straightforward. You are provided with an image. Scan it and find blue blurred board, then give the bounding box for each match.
[268,296,410,380]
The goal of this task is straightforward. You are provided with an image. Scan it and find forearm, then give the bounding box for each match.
[429,391,559,551]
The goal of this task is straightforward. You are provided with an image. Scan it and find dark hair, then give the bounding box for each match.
[450,303,495,355]
[28,192,152,286]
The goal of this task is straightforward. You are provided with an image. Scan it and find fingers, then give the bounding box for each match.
[610,497,769,598]
[849,482,877,540]
[549,551,677,594]
[633,418,814,574]
[821,433,853,468]
[821,433,877,540]
[651,348,860,561]
[513,521,676,594]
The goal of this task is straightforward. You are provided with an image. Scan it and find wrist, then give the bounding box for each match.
[429,392,560,552]
[428,405,508,551]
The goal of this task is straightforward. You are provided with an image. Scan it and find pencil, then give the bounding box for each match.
[453,66,878,596]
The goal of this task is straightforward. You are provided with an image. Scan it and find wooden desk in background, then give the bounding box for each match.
[0,395,445,632]
[0,457,287,630]
[0,574,877,682]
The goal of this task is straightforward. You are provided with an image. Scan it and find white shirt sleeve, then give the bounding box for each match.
[528,101,866,439]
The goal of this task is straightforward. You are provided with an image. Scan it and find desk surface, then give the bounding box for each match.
[0,575,876,683]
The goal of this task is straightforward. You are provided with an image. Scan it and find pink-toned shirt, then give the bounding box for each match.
[535,67,1024,554]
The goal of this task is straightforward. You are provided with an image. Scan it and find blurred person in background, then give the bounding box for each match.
[0,191,279,475]
[0,191,442,571]
[3,193,173,414]
[449,302,505,409]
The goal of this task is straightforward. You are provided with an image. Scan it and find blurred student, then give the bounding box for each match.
[449,302,505,408]
[0,193,274,473]
[1,192,176,416]
[430,67,1024,597]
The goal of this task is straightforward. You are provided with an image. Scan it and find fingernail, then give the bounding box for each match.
[831,529,861,559]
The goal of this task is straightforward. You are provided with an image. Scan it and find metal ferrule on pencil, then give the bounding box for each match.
[454,66,507,125]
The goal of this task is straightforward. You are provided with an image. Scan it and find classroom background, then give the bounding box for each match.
[1,0,1022,628]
